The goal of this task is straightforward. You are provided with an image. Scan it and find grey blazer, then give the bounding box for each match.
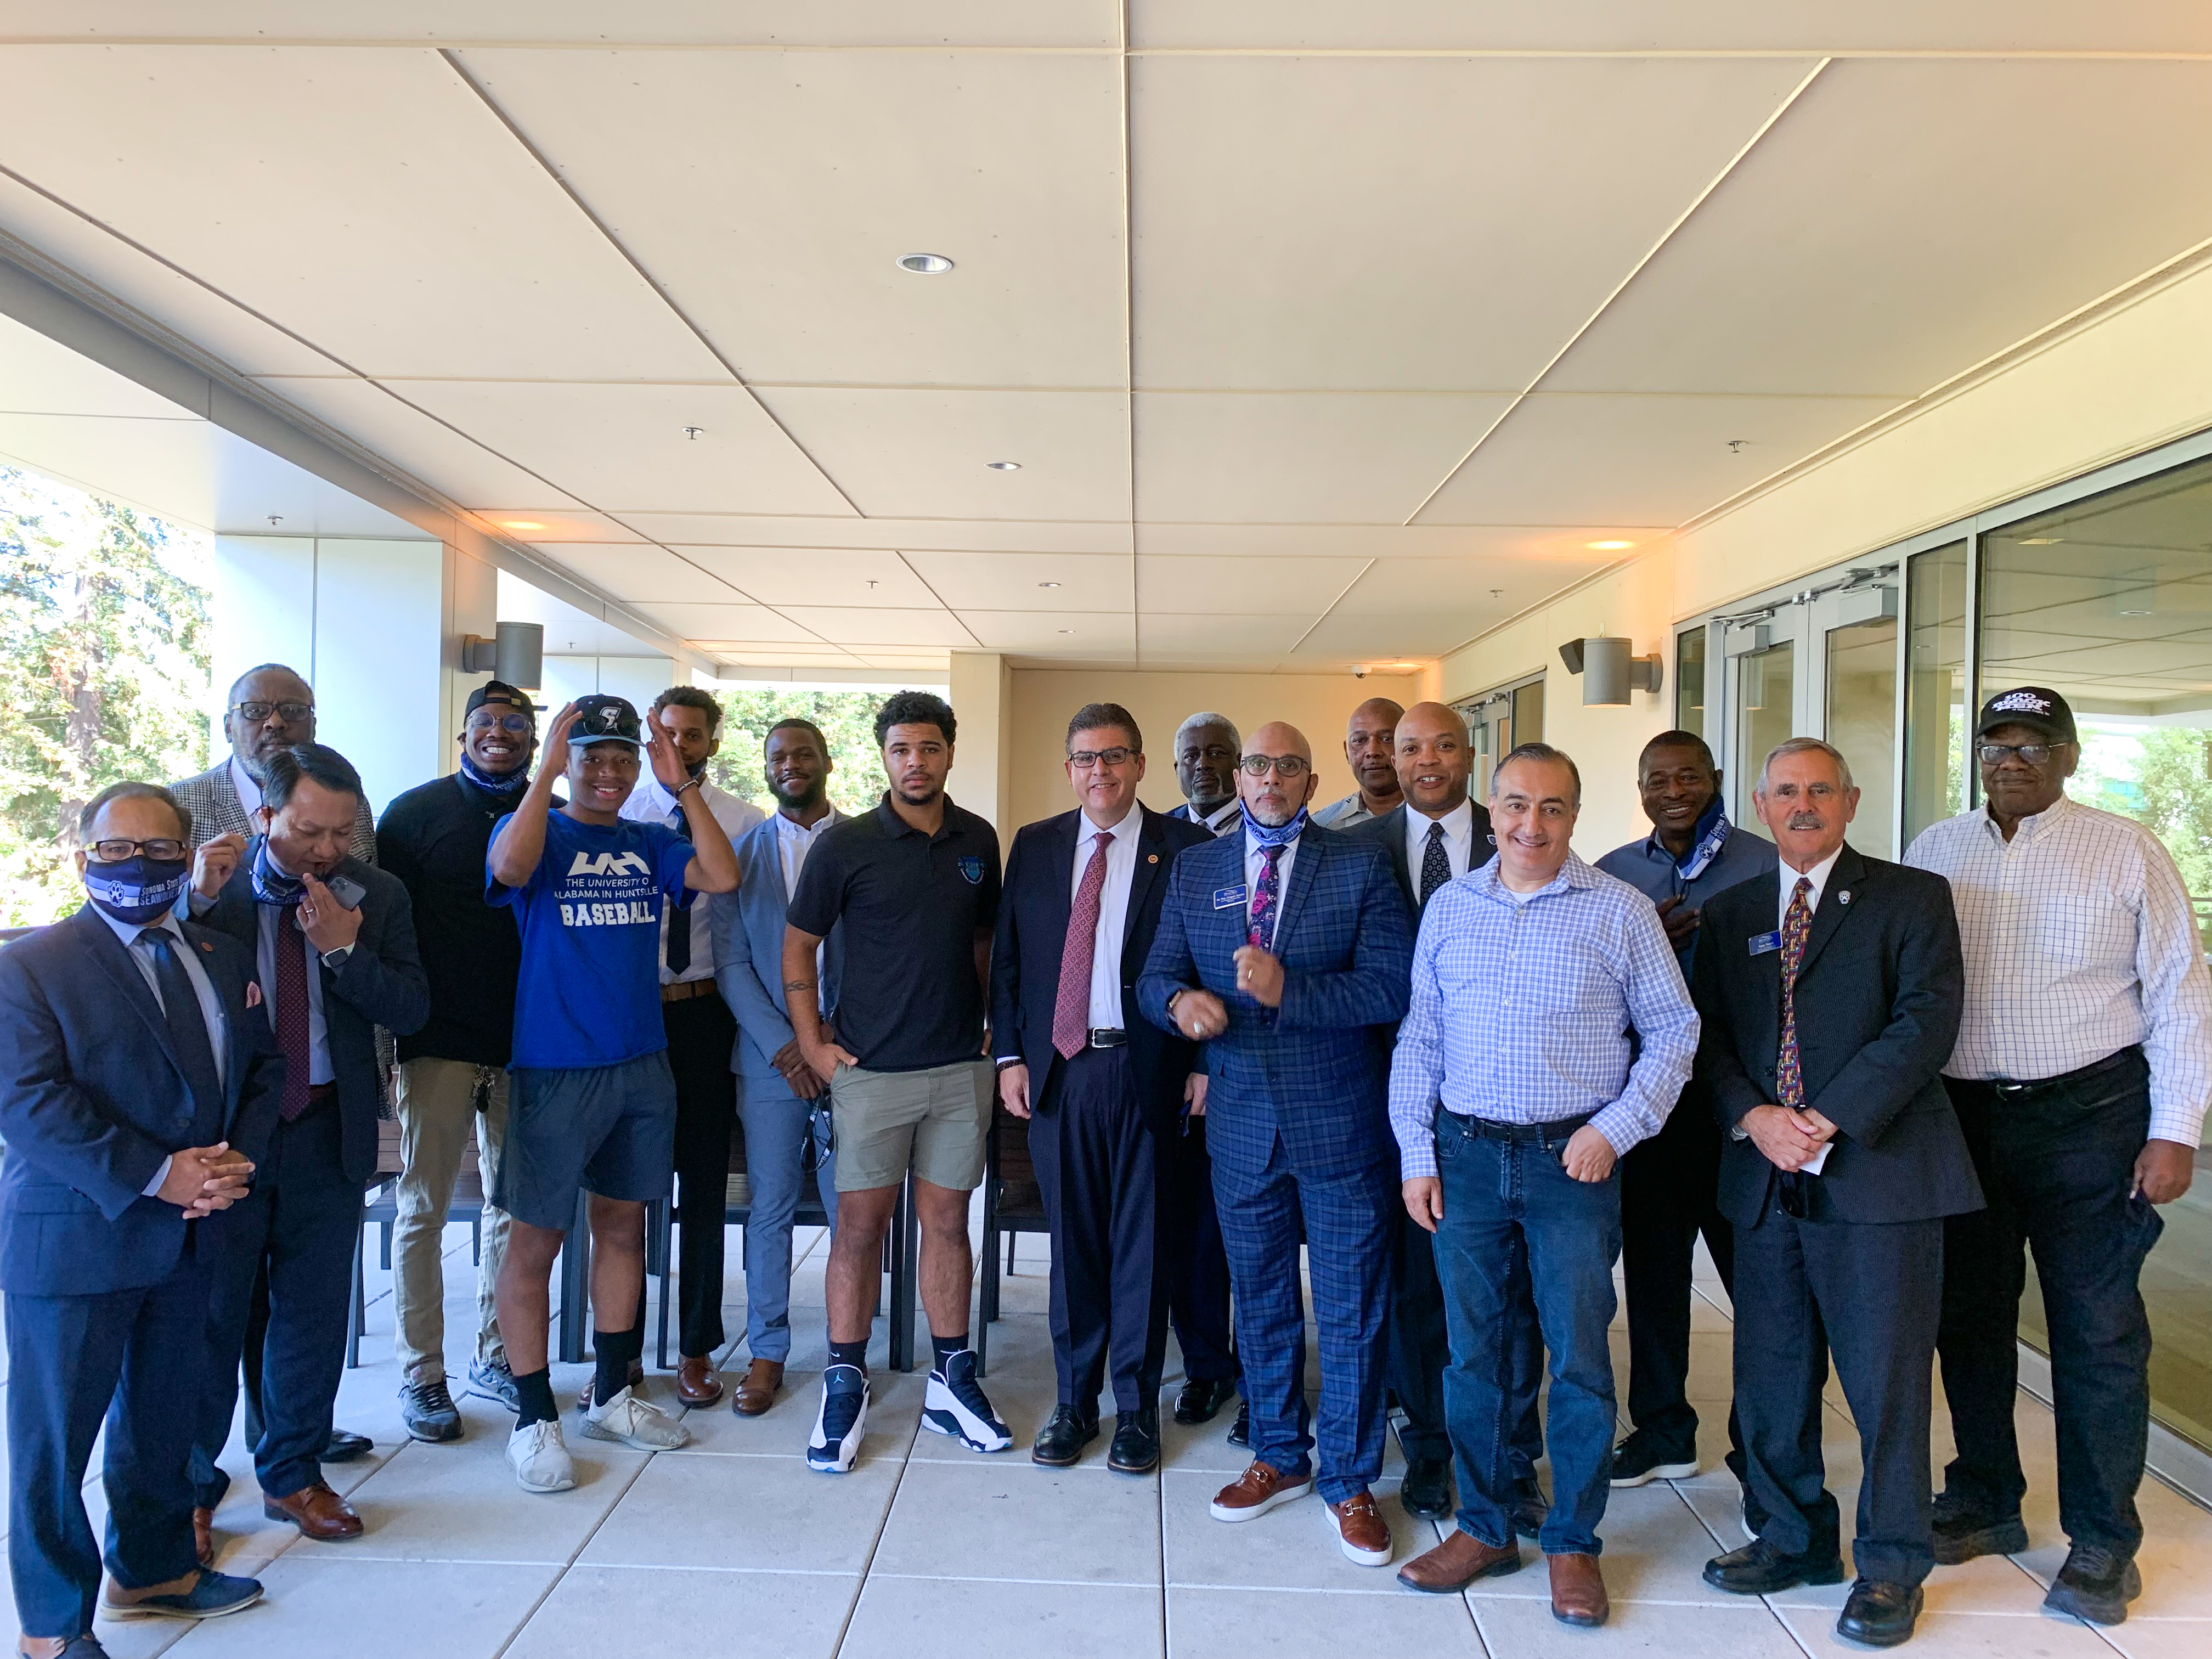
[711,809,847,1076]
[172,762,378,866]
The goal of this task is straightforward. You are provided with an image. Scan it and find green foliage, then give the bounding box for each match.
[706,689,904,817]
[0,468,212,926]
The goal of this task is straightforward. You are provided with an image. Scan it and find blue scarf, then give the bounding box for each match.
[1673,798,1732,883]
[458,753,531,797]
[250,837,305,909]
[1239,802,1310,849]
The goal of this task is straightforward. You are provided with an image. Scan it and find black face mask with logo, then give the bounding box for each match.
[82,854,191,926]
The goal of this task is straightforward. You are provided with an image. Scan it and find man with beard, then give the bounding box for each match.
[1139,722,1412,1569]
[187,745,429,1550]
[173,664,375,864]
[375,681,541,1440]
[712,719,845,1418]
[784,691,1009,1473]
[1311,698,1404,829]
[608,689,764,1407]
[1171,712,1244,839]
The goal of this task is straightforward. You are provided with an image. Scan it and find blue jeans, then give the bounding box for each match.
[1431,1113,1622,1556]
[738,1065,838,1364]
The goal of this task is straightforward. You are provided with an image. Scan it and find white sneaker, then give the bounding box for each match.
[582,1385,691,1451]
[922,1351,1013,1454]
[507,1419,576,1493]
[808,1365,871,1473]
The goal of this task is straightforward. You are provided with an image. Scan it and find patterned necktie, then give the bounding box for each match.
[1053,832,1113,1058]
[273,904,314,1120]
[1775,875,1814,1110]
[138,929,222,1128]
[1419,820,1451,911]
[1248,844,1284,952]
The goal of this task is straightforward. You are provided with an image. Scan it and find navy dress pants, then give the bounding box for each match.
[1160,1110,1238,1388]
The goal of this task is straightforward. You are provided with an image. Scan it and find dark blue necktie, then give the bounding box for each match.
[664,808,693,974]
[138,928,222,1129]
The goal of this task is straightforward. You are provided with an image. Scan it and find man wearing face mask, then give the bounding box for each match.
[1139,722,1412,1570]
[375,681,541,1441]
[172,664,375,864]
[186,745,430,1554]
[0,783,280,1656]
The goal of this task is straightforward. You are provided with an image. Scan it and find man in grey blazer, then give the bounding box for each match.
[173,664,376,864]
[712,718,844,1415]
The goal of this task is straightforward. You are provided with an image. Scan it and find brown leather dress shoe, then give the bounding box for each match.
[677,1356,723,1406]
[1549,1552,1609,1627]
[733,1357,785,1417]
[262,1481,363,1542]
[1207,1460,1314,1521]
[1324,1490,1393,1566]
[1398,1530,1523,1593]
[192,1505,215,1569]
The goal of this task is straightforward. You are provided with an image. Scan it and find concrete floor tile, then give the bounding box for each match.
[1168,1585,1482,1657]
[503,1564,859,1659]
[1163,1469,1420,1593]
[1771,1605,2120,1658]
[158,1557,555,1658]
[577,1442,902,1574]
[1471,1595,1807,1658]
[848,1573,1162,1659]
[871,1456,1162,1586]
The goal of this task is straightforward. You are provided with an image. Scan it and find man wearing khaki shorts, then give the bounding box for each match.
[785,690,1009,1472]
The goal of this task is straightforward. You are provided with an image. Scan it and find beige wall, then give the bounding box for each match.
[1002,667,1434,832]
[1441,254,2212,853]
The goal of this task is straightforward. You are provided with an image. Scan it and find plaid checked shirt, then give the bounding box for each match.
[1389,851,1700,1180]
[1905,794,2212,1147]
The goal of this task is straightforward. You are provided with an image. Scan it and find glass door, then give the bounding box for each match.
[1814,585,1900,858]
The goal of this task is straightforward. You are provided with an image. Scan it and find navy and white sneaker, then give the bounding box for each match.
[923,1350,1013,1453]
[808,1364,871,1473]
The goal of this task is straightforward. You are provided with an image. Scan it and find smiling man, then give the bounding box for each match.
[173,663,376,864]
[1907,687,2212,1627]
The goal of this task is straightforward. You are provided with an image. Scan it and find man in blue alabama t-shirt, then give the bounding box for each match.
[483,693,739,1494]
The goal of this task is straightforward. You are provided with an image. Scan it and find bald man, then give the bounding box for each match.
[1312,698,1404,828]
[1139,722,1413,1570]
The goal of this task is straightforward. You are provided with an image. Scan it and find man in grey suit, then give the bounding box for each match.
[712,718,844,1417]
[173,664,375,864]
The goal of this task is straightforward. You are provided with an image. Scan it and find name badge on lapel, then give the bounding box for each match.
[1748,930,1782,957]
[1212,884,1249,910]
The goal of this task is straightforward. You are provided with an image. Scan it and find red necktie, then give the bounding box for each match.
[274,906,313,1120]
[1053,832,1113,1059]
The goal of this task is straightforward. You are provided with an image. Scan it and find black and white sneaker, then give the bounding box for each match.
[922,1350,1012,1453]
[1610,1428,1699,1488]
[808,1364,871,1473]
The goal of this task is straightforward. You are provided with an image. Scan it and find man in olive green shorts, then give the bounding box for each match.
[783,691,1007,1472]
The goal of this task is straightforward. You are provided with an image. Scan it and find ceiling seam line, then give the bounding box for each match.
[893,552,988,651]
[1398,55,1832,526]
[1283,558,1378,656]
[435,47,868,521]
[1119,0,1140,666]
[635,545,863,662]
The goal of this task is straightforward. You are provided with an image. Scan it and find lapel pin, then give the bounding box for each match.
[199,940,214,952]
[1148,853,1159,864]
[1838,890,1851,905]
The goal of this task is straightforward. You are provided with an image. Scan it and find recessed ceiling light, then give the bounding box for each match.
[1038,580,1060,589]
[2121,608,2153,617]
[2020,536,2063,545]
[503,520,546,531]
[898,253,954,274]
[1058,628,1076,634]
[1585,539,1633,551]
[986,460,1022,471]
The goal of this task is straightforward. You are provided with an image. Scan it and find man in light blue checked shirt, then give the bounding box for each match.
[1389,743,1698,1628]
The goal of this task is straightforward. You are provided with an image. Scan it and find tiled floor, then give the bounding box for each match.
[15,1224,2212,1657]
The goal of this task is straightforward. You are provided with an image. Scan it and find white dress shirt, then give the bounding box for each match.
[1776,847,1844,932]
[92,906,228,1193]
[621,775,765,984]
[775,807,836,983]
[1906,794,2212,1146]
[1178,798,1241,837]
[1243,828,1301,946]
[1406,799,1480,891]
[1071,806,1141,1029]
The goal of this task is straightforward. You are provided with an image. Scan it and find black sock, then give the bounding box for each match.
[593,1322,642,1407]
[931,1331,970,1368]
[828,1337,869,1372]
[514,1368,557,1429]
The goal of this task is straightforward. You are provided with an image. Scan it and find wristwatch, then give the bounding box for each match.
[321,943,354,968]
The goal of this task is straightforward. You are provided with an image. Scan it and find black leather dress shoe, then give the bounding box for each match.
[1835,1579,1922,1649]
[2042,1544,2141,1626]
[1173,1378,1234,1425]
[1930,1491,2028,1565]
[321,1429,373,1463]
[1108,1408,1160,1474]
[1703,1537,1847,1596]
[1225,1401,1250,1449]
[1030,1404,1099,1468]
[1509,1475,1550,1542]
[1400,1456,1453,1520]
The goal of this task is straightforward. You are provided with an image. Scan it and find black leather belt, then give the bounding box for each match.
[1087,1028,1126,1048]
[1451,1109,1594,1143]
[1955,1045,2141,1099]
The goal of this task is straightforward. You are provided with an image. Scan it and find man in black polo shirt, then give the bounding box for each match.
[784,690,1009,1473]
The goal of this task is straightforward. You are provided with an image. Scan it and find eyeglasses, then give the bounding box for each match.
[229,700,313,724]
[466,712,534,735]
[1067,746,1135,769]
[1238,754,1311,779]
[1978,741,2066,765]
[88,838,186,862]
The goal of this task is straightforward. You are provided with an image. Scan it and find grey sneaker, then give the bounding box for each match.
[399,1376,462,1443]
[467,1356,520,1413]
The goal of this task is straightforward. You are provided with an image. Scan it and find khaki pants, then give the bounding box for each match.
[391,1058,511,1383]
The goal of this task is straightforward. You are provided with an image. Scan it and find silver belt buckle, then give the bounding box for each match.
[1088,1028,1125,1048]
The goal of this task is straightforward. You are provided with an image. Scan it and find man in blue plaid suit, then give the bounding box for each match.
[1139,720,1413,1570]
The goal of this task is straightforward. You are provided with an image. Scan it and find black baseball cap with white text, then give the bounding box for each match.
[1976,686,2077,745]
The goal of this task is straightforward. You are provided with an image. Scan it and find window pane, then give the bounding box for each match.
[1826,617,1897,858]
[1677,626,1707,739]
[1904,541,1969,847]
[1736,642,1795,805]
[1511,678,1544,748]
[1978,451,2212,1453]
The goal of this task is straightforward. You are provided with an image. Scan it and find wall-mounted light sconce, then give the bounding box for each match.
[1559,636,1661,706]
[460,620,545,691]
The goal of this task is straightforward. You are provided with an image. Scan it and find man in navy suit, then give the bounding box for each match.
[186,745,428,1550]
[992,703,1212,1474]
[0,782,276,1657]
[1139,721,1412,1569]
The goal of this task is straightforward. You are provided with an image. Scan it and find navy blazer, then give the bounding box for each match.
[1340,800,1494,919]
[1691,845,1983,1227]
[196,844,430,1187]
[1137,824,1412,1179]
[712,809,848,1075]
[990,804,1211,1132]
[0,905,285,1295]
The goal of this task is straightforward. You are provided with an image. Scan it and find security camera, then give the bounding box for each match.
[1352,665,1369,679]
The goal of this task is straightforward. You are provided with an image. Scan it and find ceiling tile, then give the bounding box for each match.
[529,544,748,604]
[1324,553,1615,626]
[755,388,1130,521]
[904,551,1134,612]
[1138,612,1313,657]
[625,600,821,644]
[0,312,198,420]
[1136,554,1367,612]
[476,510,648,544]
[776,606,979,648]
[623,515,1134,554]
[1413,393,1900,527]
[957,610,1137,654]
[253,376,587,510]
[1136,523,1670,559]
[1288,610,1485,663]
[678,547,939,608]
